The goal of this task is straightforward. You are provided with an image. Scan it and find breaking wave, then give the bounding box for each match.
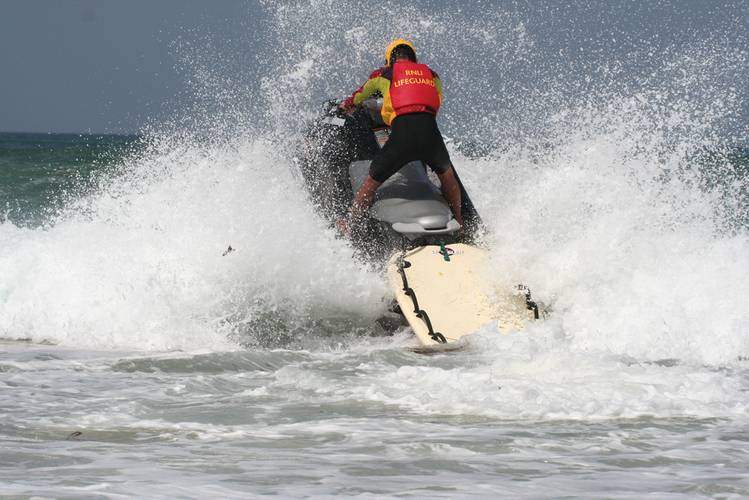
[0,0,747,367]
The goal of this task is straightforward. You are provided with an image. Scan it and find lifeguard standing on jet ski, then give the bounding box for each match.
[337,39,463,235]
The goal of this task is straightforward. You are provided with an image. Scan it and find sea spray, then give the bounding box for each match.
[1,0,746,361]
[2,3,749,495]
[0,135,387,349]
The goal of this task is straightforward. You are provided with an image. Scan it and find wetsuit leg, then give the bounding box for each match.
[369,112,452,181]
[368,124,411,183]
[418,116,452,175]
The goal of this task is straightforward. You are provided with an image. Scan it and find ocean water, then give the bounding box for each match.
[2,1,749,497]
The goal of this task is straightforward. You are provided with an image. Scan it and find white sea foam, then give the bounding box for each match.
[0,2,746,365]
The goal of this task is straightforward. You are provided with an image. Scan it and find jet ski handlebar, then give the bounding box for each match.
[322,97,383,118]
[323,99,347,118]
[360,97,383,111]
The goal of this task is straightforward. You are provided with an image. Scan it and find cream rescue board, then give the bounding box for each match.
[386,243,535,347]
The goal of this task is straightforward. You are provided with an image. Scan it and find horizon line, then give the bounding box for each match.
[0,130,141,137]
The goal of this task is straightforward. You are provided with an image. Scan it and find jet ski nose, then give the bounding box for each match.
[417,214,450,230]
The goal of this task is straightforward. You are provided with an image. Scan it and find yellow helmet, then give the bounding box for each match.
[384,38,416,66]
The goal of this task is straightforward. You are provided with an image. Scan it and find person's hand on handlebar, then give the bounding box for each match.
[338,100,356,115]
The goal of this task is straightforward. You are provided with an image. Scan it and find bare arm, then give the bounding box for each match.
[437,166,463,227]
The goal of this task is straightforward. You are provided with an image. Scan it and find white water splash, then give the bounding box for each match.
[0,1,746,365]
[0,136,387,349]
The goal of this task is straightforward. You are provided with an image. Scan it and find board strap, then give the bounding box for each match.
[396,254,447,344]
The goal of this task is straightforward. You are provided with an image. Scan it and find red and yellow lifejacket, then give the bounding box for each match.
[343,61,443,126]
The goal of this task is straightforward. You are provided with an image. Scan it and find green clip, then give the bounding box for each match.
[439,242,450,262]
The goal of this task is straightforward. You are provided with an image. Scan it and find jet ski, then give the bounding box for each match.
[298,99,483,260]
[297,99,542,348]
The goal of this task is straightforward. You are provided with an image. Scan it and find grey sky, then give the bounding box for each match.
[0,0,264,134]
[1,1,746,136]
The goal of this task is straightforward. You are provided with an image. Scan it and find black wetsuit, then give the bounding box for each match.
[368,113,452,183]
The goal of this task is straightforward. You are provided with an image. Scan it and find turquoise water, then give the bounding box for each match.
[0,133,139,227]
[3,132,746,230]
